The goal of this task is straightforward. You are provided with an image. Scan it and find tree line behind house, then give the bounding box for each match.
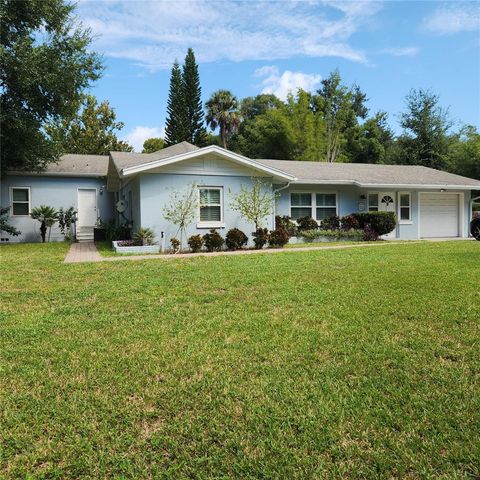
[1,0,478,182]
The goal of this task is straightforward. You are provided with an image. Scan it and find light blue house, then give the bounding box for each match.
[2,141,480,244]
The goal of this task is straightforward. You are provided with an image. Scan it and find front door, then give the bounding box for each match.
[77,189,97,227]
[378,192,396,239]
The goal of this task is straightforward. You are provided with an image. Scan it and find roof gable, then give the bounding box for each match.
[118,145,296,181]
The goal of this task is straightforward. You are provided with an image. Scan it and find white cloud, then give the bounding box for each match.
[423,3,480,35]
[381,47,420,57]
[124,126,164,152]
[255,66,321,100]
[76,1,382,71]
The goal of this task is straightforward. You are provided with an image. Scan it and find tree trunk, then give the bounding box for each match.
[40,222,46,243]
[221,124,227,149]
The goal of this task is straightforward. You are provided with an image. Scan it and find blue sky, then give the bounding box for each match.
[76,0,480,151]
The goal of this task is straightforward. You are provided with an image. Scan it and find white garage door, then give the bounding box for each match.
[420,193,459,238]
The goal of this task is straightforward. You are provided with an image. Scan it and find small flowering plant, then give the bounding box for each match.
[116,240,135,247]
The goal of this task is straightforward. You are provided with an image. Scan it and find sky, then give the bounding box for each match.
[75,0,480,151]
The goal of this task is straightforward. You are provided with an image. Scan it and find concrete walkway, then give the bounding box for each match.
[64,240,428,264]
[64,242,102,263]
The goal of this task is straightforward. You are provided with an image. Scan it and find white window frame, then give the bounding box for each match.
[198,186,224,228]
[289,192,338,224]
[290,192,313,221]
[367,193,379,212]
[10,186,31,217]
[315,193,338,222]
[398,191,412,224]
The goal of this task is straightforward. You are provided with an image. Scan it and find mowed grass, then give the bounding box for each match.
[0,242,479,479]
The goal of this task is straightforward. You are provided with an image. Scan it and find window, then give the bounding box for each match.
[199,187,223,224]
[399,193,411,222]
[316,193,337,221]
[11,187,30,216]
[368,193,378,212]
[290,193,312,220]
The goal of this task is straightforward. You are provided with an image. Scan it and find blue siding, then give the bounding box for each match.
[0,175,113,243]
[118,177,141,231]
[139,173,274,248]
[276,185,471,240]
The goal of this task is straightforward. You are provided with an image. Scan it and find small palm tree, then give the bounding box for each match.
[31,205,57,242]
[205,90,240,149]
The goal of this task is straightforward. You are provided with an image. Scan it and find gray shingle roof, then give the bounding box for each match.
[256,159,480,188]
[110,141,199,171]
[44,154,109,176]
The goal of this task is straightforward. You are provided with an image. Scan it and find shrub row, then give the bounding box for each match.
[279,211,396,241]
[172,226,290,253]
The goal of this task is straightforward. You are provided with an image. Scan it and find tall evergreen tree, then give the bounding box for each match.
[182,48,207,146]
[164,61,188,146]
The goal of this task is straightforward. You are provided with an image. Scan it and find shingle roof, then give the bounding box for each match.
[43,154,109,176]
[256,159,480,188]
[110,141,199,172]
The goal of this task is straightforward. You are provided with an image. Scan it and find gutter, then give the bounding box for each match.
[290,179,480,190]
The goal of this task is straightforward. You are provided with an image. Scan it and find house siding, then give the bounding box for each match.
[276,185,471,239]
[138,173,274,247]
[0,175,113,243]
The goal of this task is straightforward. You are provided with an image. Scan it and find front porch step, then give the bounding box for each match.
[77,227,94,243]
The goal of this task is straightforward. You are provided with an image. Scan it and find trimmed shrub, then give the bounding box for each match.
[275,215,296,236]
[188,234,204,253]
[170,237,180,253]
[203,229,224,252]
[320,215,340,231]
[354,212,396,237]
[341,214,360,231]
[362,224,378,241]
[268,227,290,248]
[470,217,480,240]
[252,228,269,249]
[296,216,318,231]
[133,227,155,246]
[299,228,364,242]
[225,228,248,251]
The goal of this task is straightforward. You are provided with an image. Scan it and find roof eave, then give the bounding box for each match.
[6,171,106,178]
[291,179,479,189]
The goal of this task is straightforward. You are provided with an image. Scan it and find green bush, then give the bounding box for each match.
[99,220,131,242]
[353,212,396,237]
[320,215,340,230]
[296,216,318,231]
[268,227,290,248]
[133,227,155,246]
[188,234,204,253]
[275,215,296,236]
[170,237,180,253]
[252,228,269,249]
[203,229,224,252]
[340,214,361,231]
[299,229,364,242]
[225,228,248,251]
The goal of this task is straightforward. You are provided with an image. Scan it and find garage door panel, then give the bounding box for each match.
[420,193,459,238]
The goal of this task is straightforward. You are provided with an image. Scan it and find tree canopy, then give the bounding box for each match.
[0,0,103,171]
[47,95,133,155]
[142,137,165,153]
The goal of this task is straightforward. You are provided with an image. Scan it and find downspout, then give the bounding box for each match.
[272,181,292,226]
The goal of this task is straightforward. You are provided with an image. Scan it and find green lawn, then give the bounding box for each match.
[1,241,479,479]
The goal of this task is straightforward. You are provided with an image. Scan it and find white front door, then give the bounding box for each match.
[77,189,97,227]
[378,192,396,239]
